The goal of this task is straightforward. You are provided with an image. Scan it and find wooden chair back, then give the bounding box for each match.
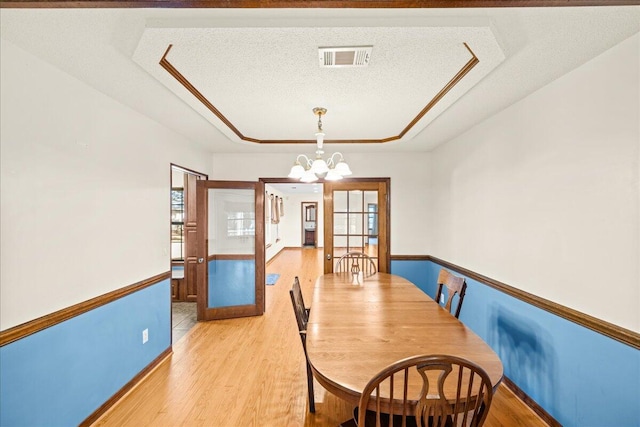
[435,269,467,319]
[289,276,308,333]
[289,276,315,413]
[335,252,377,277]
[358,354,493,427]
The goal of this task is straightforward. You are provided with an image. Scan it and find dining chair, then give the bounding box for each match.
[335,252,377,277]
[435,269,467,319]
[289,277,315,413]
[293,276,310,320]
[342,354,494,427]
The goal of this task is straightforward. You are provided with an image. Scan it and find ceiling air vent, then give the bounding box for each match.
[318,46,372,68]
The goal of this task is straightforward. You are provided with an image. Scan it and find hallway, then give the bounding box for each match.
[171,302,197,344]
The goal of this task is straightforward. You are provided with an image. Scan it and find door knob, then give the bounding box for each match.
[198,257,204,264]
[326,253,332,260]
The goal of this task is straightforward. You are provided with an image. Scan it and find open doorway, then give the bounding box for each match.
[170,164,207,343]
[258,178,390,311]
[301,202,318,247]
[263,182,323,264]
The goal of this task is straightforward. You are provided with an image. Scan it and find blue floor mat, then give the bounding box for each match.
[266,273,280,285]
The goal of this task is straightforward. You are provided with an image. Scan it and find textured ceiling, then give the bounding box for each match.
[1,7,639,153]
[133,24,504,144]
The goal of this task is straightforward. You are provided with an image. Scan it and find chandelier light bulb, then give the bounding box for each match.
[325,169,343,181]
[288,162,305,179]
[300,168,319,183]
[311,157,329,175]
[334,158,352,176]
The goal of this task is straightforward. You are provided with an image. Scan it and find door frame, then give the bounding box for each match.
[260,177,391,275]
[170,163,208,305]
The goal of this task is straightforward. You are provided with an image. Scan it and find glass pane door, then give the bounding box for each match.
[197,181,265,320]
[324,180,389,274]
[333,190,378,270]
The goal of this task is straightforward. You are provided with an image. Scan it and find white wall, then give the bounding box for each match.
[0,39,213,330]
[265,184,286,261]
[171,170,185,187]
[429,33,639,332]
[211,151,432,256]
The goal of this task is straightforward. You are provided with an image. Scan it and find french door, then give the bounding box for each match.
[323,179,390,274]
[196,180,265,320]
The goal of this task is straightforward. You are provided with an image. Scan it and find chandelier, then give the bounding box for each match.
[287,107,352,182]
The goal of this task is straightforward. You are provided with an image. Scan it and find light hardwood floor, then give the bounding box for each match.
[94,248,547,427]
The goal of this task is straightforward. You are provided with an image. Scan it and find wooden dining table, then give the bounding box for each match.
[305,272,504,409]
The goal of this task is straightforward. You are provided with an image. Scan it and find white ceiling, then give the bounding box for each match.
[1,7,639,154]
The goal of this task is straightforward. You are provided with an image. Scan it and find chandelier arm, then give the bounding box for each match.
[296,154,312,169]
[327,152,345,168]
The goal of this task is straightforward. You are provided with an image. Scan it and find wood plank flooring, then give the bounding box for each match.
[94,248,547,427]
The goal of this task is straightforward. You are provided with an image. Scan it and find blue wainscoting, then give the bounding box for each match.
[208,259,255,308]
[391,259,640,427]
[0,279,171,426]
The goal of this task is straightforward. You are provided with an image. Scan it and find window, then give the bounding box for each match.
[226,204,255,237]
[171,188,184,260]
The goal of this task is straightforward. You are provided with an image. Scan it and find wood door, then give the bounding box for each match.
[196,180,265,320]
[324,179,390,274]
[183,173,198,302]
